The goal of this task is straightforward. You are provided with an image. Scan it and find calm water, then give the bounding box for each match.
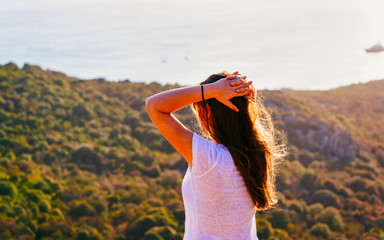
[1,0,383,90]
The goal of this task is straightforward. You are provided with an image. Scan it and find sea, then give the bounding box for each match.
[1,0,383,90]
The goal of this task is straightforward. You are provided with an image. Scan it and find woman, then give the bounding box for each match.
[146,71,286,240]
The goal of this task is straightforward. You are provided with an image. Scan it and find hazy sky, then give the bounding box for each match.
[1,0,383,90]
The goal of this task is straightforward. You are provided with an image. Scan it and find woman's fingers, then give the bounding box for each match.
[223,100,239,112]
[214,75,254,111]
[235,81,253,94]
[224,71,238,77]
[233,80,252,89]
[230,76,247,86]
[236,87,252,94]
[226,71,242,80]
[226,75,236,80]
[249,83,257,100]
[226,74,241,80]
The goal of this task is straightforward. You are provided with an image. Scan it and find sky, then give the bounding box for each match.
[1,0,383,90]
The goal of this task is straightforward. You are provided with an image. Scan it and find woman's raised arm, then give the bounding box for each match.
[145,74,253,166]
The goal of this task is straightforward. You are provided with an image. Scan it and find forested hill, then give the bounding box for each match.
[0,62,383,240]
[281,80,384,150]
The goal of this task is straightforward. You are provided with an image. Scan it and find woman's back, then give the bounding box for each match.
[182,133,258,240]
[146,71,284,239]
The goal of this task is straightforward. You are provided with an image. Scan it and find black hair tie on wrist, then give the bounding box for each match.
[201,84,205,103]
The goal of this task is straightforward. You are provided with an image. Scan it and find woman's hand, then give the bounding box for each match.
[226,71,257,103]
[209,72,253,112]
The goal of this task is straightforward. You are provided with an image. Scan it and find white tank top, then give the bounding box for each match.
[182,133,258,240]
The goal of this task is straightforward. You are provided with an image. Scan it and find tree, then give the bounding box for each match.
[38,200,51,213]
[268,209,290,230]
[312,189,340,207]
[257,219,273,238]
[309,223,332,238]
[306,203,324,222]
[0,181,18,197]
[144,226,177,240]
[347,177,367,193]
[318,206,344,231]
[300,170,319,190]
[68,201,96,220]
[70,146,103,174]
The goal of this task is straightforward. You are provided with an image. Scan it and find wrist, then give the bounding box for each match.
[201,83,217,100]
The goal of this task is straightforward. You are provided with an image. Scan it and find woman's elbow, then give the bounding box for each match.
[145,97,155,113]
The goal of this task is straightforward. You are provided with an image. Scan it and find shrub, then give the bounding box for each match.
[18,224,35,237]
[0,181,18,197]
[158,170,182,189]
[347,177,367,192]
[0,204,14,217]
[69,146,103,174]
[376,216,384,229]
[75,229,89,240]
[306,203,324,221]
[312,189,340,207]
[126,215,157,240]
[63,163,78,172]
[36,141,49,151]
[38,200,51,213]
[288,201,305,214]
[25,189,44,203]
[374,147,384,167]
[268,209,290,230]
[123,185,147,204]
[257,219,273,238]
[322,179,337,192]
[271,229,290,240]
[71,104,93,121]
[300,170,319,190]
[144,226,177,240]
[309,223,332,238]
[13,205,26,216]
[34,181,52,194]
[106,194,121,208]
[337,187,351,198]
[17,160,35,171]
[299,151,316,166]
[51,208,64,219]
[35,220,71,239]
[68,201,96,220]
[146,165,161,178]
[89,199,106,214]
[42,151,57,165]
[143,233,163,240]
[318,206,344,231]
[50,182,61,192]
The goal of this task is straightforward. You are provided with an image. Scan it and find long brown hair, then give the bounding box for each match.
[192,72,286,210]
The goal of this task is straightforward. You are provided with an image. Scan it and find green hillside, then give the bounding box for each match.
[0,62,383,240]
